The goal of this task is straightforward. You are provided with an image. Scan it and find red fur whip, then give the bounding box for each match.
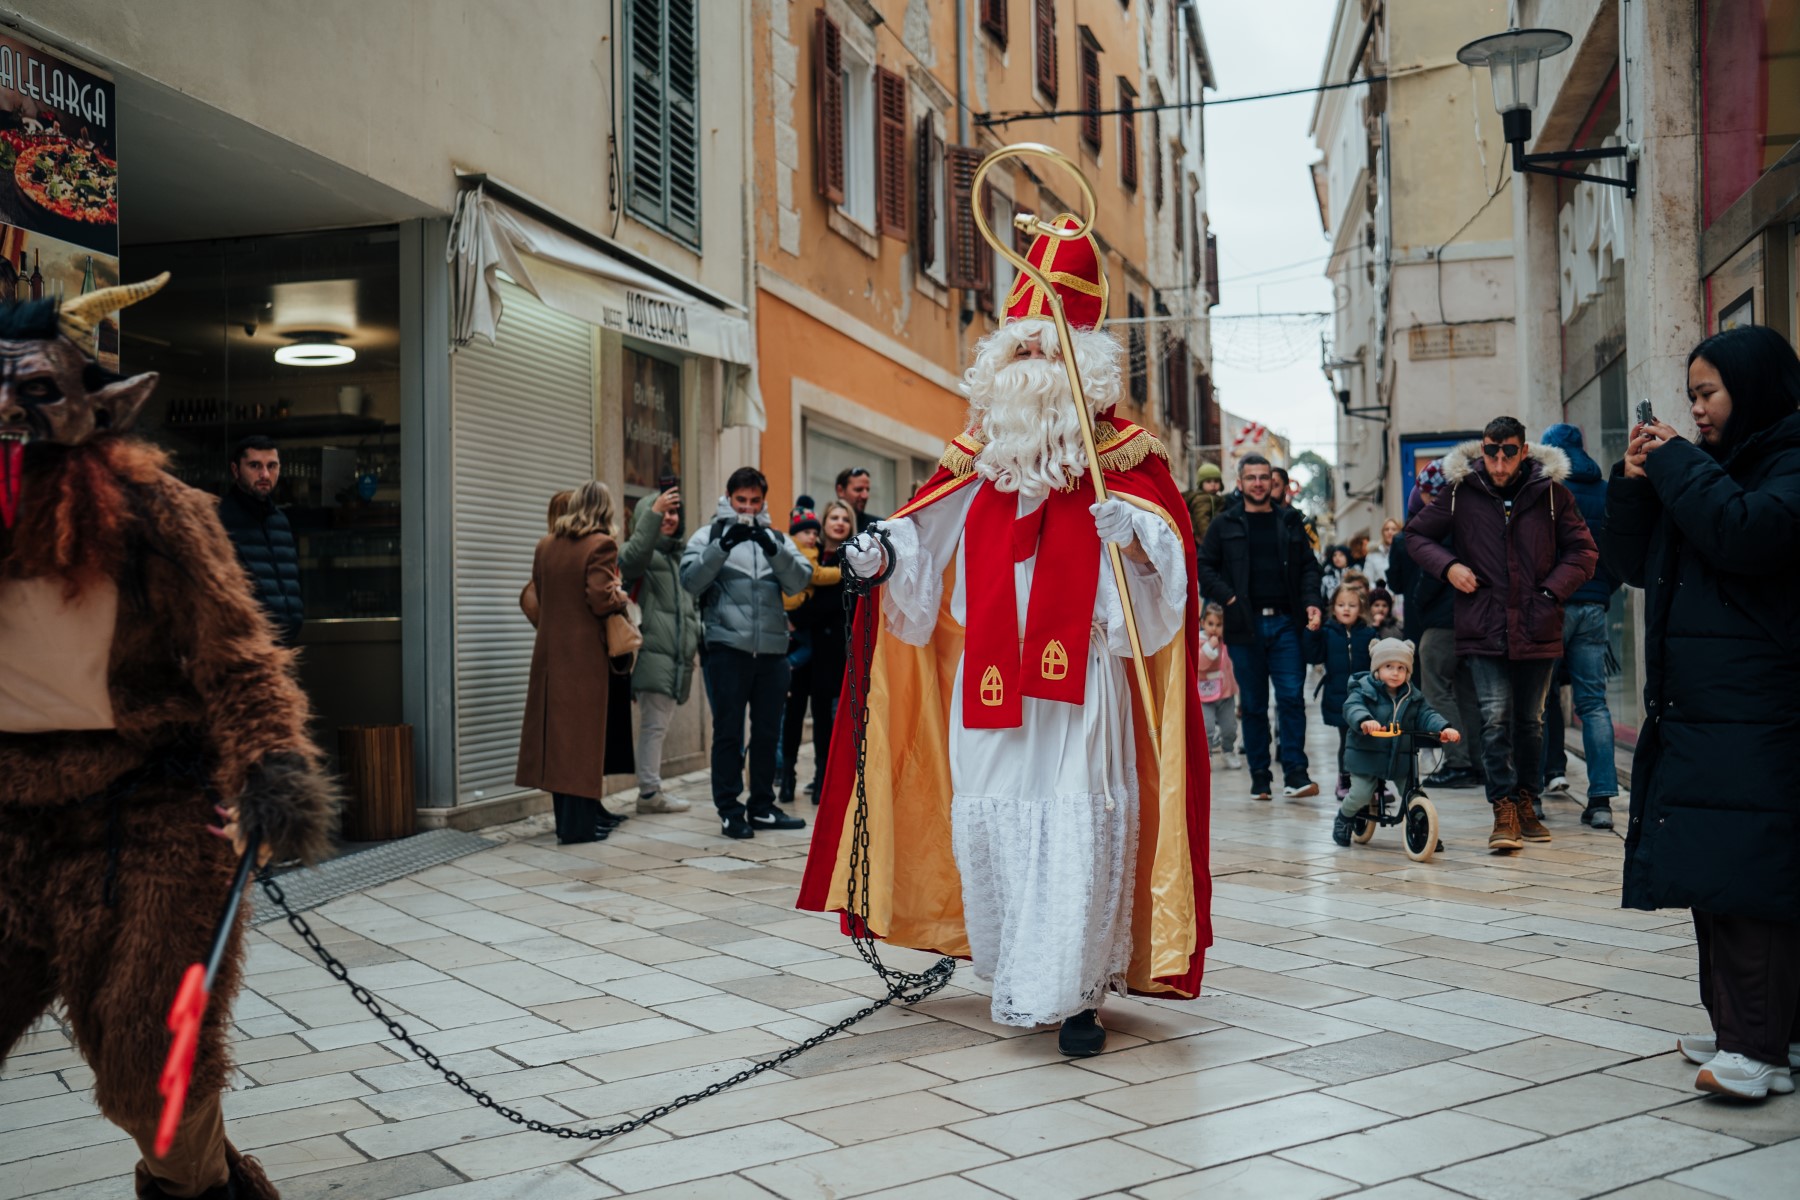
[155,837,259,1157]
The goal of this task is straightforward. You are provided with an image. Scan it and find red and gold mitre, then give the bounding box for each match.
[1003,214,1108,331]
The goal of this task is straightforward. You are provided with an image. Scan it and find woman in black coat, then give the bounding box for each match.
[1602,324,1800,1100]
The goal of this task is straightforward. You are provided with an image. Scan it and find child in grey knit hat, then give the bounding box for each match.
[1332,638,1463,847]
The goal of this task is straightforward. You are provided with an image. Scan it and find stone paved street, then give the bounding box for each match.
[5,715,1795,1199]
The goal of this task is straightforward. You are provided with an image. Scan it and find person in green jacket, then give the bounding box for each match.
[1331,638,1462,846]
[620,483,699,813]
[1185,460,1225,548]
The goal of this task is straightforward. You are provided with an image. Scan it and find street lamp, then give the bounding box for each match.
[1456,28,1636,197]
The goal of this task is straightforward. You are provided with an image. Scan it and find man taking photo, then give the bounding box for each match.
[217,435,304,644]
[1404,416,1598,852]
[1198,454,1324,801]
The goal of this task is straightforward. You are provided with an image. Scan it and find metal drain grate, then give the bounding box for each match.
[251,829,496,924]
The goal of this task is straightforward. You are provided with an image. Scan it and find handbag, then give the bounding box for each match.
[606,596,643,668]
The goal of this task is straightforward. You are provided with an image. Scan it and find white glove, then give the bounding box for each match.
[1091,498,1138,546]
[844,532,887,578]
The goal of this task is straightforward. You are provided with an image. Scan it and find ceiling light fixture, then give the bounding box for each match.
[274,333,356,367]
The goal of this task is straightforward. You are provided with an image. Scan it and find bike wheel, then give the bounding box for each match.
[1352,803,1377,845]
[1403,795,1440,862]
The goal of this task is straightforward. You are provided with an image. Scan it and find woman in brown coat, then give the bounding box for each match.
[516,481,630,843]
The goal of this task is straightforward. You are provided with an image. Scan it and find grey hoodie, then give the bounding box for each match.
[680,496,814,655]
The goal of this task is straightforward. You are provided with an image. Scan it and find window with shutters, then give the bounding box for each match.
[988,187,1016,317]
[1204,229,1220,306]
[1079,32,1102,150]
[916,115,945,283]
[1151,116,1164,211]
[945,145,988,292]
[1034,0,1058,100]
[838,40,878,231]
[1127,293,1147,405]
[982,0,1008,47]
[813,13,845,205]
[875,69,908,238]
[624,0,701,250]
[1118,80,1137,190]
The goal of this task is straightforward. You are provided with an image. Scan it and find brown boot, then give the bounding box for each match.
[1487,796,1524,852]
[1516,792,1552,843]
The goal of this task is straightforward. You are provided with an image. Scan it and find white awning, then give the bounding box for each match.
[448,186,763,428]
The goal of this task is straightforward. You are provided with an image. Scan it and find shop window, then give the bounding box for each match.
[804,424,897,522]
[1700,0,1800,226]
[126,229,402,626]
[624,0,702,250]
[621,346,682,507]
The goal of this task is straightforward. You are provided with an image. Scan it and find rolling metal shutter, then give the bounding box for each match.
[451,283,596,804]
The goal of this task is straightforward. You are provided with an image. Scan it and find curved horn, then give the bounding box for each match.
[59,271,171,342]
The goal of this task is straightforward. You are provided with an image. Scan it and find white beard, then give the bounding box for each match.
[962,320,1125,499]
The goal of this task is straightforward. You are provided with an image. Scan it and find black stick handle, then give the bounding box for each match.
[204,835,261,991]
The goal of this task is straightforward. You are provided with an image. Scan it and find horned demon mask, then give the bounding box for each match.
[0,272,167,528]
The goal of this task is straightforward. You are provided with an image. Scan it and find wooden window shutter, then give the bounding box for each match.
[1079,37,1101,149]
[663,0,700,246]
[915,115,936,270]
[813,11,845,205]
[1152,117,1165,211]
[623,0,700,248]
[1034,0,1057,99]
[1118,81,1138,190]
[1127,293,1147,405]
[982,0,1008,46]
[945,145,986,291]
[874,68,908,237]
[1204,229,1220,304]
[974,184,997,313]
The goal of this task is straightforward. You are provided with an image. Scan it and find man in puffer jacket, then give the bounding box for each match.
[217,435,304,644]
[1538,424,1622,828]
[620,484,699,815]
[681,467,814,839]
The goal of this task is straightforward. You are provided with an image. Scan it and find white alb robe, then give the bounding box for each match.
[877,482,1186,1025]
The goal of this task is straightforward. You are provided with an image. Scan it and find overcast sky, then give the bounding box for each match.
[1198,0,1341,463]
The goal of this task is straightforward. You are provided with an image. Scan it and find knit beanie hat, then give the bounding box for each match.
[1415,459,1449,501]
[789,505,821,536]
[1368,587,1394,608]
[1194,461,1222,487]
[1369,637,1415,674]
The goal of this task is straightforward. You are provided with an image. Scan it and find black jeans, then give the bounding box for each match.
[780,660,840,792]
[702,646,791,818]
[551,794,605,844]
[1468,656,1556,804]
[1694,910,1800,1068]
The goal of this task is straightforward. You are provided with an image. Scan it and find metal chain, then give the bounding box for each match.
[254,523,953,1142]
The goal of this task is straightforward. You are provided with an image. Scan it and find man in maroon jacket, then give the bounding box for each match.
[1404,416,1598,852]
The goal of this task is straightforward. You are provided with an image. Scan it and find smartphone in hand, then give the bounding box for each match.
[1635,398,1655,427]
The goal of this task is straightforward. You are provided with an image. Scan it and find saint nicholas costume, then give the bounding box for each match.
[798,221,1212,1039]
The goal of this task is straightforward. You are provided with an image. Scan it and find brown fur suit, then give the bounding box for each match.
[0,436,335,1197]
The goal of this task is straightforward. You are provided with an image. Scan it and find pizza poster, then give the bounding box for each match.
[0,32,119,366]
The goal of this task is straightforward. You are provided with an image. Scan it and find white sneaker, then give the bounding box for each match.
[1225,753,1243,770]
[1680,1034,1800,1069]
[1695,1051,1795,1099]
[636,791,690,814]
[1545,776,1570,795]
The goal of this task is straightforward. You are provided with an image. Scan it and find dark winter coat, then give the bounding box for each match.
[1304,618,1377,729]
[1540,423,1620,606]
[1340,672,1451,780]
[1403,441,1599,659]
[1603,412,1800,922]
[1196,498,1323,642]
[217,486,304,640]
[620,497,700,704]
[1185,462,1226,550]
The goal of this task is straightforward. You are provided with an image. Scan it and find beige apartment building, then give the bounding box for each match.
[750,0,1217,517]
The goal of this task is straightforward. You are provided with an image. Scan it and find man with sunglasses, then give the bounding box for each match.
[836,466,877,533]
[1403,416,1598,852]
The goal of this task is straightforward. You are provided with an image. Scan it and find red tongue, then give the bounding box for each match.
[0,439,20,530]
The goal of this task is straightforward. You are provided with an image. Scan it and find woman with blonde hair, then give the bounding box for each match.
[1364,517,1401,589]
[517,480,632,843]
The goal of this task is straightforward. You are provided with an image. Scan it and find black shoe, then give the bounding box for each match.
[779,780,796,805]
[1423,767,1479,789]
[749,808,806,831]
[1058,1009,1107,1057]
[1251,773,1273,802]
[721,814,754,839]
[1332,812,1355,847]
[1581,802,1615,830]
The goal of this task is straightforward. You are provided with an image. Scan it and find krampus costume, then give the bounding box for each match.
[0,278,335,1198]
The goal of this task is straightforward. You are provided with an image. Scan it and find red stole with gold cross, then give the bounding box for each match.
[961,480,1105,729]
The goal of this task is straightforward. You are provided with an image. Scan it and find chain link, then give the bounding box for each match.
[255,523,953,1143]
